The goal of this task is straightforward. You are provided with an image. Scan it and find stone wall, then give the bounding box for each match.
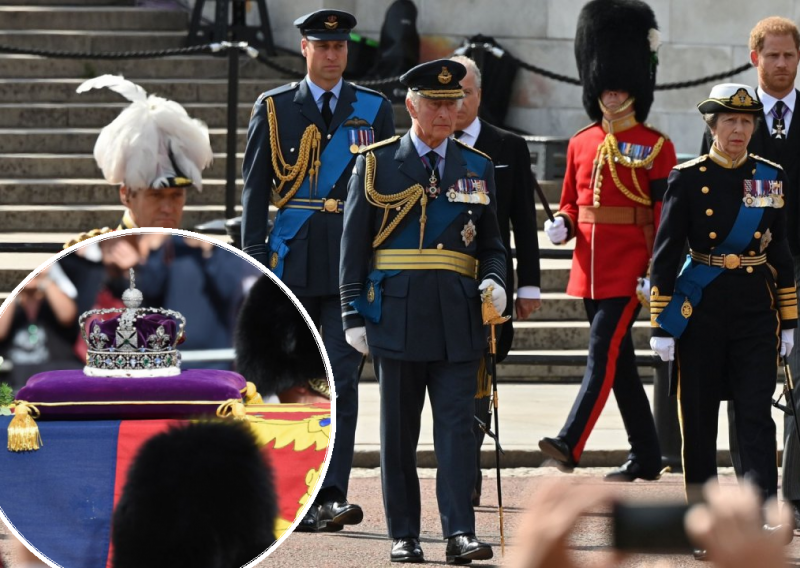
[221,0,800,154]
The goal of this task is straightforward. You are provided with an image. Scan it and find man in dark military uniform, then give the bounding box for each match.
[241,10,395,533]
[538,0,673,481]
[340,59,503,564]
[651,83,798,513]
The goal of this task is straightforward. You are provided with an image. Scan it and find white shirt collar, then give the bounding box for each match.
[757,86,796,116]
[410,129,448,160]
[456,117,482,146]
[306,76,343,106]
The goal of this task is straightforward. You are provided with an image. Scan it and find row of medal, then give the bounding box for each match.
[617,142,653,165]
[743,179,784,208]
[446,178,490,205]
[348,127,375,154]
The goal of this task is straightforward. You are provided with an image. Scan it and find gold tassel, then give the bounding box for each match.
[216,399,248,421]
[476,358,492,399]
[8,402,42,452]
[243,382,263,405]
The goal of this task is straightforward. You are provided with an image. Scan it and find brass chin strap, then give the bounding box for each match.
[267,97,322,207]
[364,151,428,250]
[598,95,636,117]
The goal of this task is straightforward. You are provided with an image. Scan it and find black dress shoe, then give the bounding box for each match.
[692,548,708,561]
[317,500,363,532]
[763,523,794,545]
[445,534,493,564]
[538,436,576,472]
[603,459,662,482]
[294,504,320,532]
[390,537,424,563]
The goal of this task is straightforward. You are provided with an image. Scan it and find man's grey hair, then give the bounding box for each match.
[450,55,481,88]
[407,89,421,112]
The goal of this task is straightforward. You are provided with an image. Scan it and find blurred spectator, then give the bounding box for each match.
[111,420,277,568]
[134,233,260,370]
[0,264,81,392]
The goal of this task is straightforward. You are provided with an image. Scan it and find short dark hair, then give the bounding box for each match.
[112,421,277,568]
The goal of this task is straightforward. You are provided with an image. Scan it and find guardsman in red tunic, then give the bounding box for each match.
[538,0,676,481]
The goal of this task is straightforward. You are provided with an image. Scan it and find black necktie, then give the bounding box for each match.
[321,91,333,128]
[422,151,440,199]
[454,130,464,139]
[772,100,786,140]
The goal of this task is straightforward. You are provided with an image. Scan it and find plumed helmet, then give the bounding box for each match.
[77,75,213,191]
[574,0,661,122]
[111,421,277,568]
[234,275,329,399]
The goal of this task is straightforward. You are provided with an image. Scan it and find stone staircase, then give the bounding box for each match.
[0,1,654,382]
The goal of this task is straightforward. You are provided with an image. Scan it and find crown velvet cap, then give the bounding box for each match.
[400,59,467,100]
[697,83,764,115]
[294,9,355,41]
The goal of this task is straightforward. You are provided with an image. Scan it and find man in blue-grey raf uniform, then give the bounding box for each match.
[340,59,504,564]
[241,9,395,533]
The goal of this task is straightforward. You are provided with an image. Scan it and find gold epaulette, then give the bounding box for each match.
[643,123,671,141]
[750,154,785,171]
[573,122,597,137]
[454,138,491,160]
[359,135,400,153]
[674,155,707,170]
[63,227,114,249]
[649,285,671,328]
[777,286,799,321]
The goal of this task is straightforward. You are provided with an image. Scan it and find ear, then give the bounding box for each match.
[405,97,417,120]
[119,186,129,206]
[301,37,308,58]
[750,49,759,67]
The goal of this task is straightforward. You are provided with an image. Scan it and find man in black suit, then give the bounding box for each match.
[451,55,542,505]
[701,16,800,524]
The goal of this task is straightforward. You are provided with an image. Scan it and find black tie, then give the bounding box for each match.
[422,151,440,199]
[454,130,464,139]
[321,91,333,128]
[772,100,786,140]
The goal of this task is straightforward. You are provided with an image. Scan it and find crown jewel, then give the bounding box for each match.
[79,269,186,378]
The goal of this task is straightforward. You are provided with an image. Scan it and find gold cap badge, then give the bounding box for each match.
[729,88,754,108]
[324,15,338,29]
[438,67,452,85]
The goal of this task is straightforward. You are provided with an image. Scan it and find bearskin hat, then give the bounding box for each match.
[574,0,660,122]
[111,421,277,568]
[234,275,327,397]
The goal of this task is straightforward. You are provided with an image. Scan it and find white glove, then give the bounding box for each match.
[650,336,675,362]
[478,279,507,315]
[780,329,795,358]
[345,326,369,355]
[636,277,651,299]
[544,216,567,244]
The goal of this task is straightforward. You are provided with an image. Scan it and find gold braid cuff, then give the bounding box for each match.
[266,97,322,207]
[365,151,428,250]
[591,133,665,208]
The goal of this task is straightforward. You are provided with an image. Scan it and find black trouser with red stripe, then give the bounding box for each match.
[558,296,661,468]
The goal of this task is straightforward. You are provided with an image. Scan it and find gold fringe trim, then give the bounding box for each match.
[476,358,491,399]
[8,402,42,452]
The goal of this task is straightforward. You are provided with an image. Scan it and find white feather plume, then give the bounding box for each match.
[79,75,213,191]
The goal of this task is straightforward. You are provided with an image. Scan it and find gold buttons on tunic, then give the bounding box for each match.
[709,232,717,239]
[594,201,601,208]
[700,166,707,172]
[748,251,756,256]
[706,209,714,216]
[746,266,754,273]
[436,243,443,250]
[702,186,710,194]
[752,169,757,174]
[754,231,762,239]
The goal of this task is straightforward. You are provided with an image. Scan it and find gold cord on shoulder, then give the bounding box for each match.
[364,151,428,250]
[592,134,665,207]
[266,97,322,208]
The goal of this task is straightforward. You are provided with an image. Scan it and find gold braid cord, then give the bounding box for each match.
[592,134,665,207]
[364,151,428,250]
[266,97,322,208]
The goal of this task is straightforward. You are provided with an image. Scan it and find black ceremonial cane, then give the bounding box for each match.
[531,165,555,223]
[480,285,511,555]
[782,357,800,449]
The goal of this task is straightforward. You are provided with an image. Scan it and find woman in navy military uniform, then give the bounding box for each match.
[650,83,798,507]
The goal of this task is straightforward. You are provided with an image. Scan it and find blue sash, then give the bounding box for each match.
[656,161,776,337]
[353,147,489,323]
[268,91,383,278]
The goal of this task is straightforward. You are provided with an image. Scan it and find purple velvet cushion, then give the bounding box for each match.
[88,313,178,349]
[16,369,246,420]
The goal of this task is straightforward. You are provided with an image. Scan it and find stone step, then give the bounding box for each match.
[2,0,134,5]
[0,30,185,52]
[0,101,410,129]
[0,55,305,80]
[0,127,247,154]
[0,6,188,31]
[0,178,239,205]
[0,204,234,233]
[494,349,657,382]
[511,320,651,350]
[0,152,243,178]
